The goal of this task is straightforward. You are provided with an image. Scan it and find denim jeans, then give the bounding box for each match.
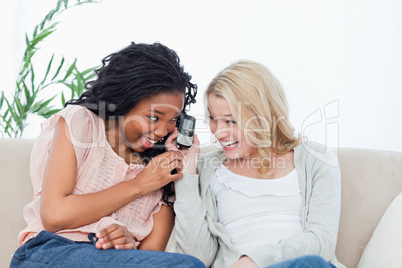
[267,255,336,268]
[10,231,205,268]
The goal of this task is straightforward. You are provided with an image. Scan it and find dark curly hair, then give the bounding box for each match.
[65,42,197,211]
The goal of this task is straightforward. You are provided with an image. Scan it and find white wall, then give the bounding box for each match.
[1,0,401,152]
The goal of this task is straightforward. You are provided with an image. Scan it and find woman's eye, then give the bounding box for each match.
[209,116,215,121]
[227,120,236,124]
[148,115,158,121]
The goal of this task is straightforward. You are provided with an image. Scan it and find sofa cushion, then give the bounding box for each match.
[0,138,34,266]
[335,148,402,268]
[357,192,402,268]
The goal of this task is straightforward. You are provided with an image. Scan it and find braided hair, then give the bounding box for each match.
[65,42,197,211]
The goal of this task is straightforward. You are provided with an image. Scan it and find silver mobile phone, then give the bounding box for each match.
[177,113,196,148]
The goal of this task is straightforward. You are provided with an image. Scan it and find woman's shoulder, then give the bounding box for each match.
[294,140,339,169]
[198,150,225,167]
[53,105,105,147]
[38,105,96,134]
[58,105,97,123]
[294,140,336,157]
[194,150,225,179]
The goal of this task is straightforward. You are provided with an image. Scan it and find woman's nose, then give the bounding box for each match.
[154,123,169,138]
[212,123,230,140]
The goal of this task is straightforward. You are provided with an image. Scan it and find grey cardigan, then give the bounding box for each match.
[174,142,346,268]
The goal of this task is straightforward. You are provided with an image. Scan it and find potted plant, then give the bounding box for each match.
[0,0,99,138]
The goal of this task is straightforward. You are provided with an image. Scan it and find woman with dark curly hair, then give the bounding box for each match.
[11,42,204,268]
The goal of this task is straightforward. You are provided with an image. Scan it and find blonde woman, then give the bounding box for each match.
[172,60,345,267]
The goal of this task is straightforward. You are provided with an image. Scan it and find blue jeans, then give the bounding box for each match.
[267,255,336,268]
[10,231,205,268]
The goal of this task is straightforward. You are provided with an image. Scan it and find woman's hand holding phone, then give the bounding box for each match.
[132,149,184,196]
[165,128,200,176]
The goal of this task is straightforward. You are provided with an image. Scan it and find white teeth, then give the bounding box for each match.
[221,141,238,147]
[145,137,158,144]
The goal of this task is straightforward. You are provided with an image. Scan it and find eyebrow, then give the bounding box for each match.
[149,110,181,117]
[150,110,164,115]
[207,108,233,117]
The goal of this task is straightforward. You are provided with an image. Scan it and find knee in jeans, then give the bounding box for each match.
[303,255,328,265]
[182,255,205,268]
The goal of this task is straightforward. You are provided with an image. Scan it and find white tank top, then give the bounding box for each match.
[210,164,303,254]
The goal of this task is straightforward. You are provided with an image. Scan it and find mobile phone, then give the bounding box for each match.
[176,113,196,148]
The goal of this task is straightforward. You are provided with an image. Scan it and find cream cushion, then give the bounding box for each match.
[357,192,402,268]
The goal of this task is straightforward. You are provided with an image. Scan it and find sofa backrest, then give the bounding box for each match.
[1,138,402,268]
[335,147,402,268]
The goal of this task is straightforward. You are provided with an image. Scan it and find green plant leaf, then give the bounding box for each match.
[25,33,30,47]
[75,67,84,96]
[70,82,77,97]
[19,65,31,83]
[37,106,52,115]
[33,25,39,37]
[39,94,58,110]
[2,0,99,138]
[45,9,57,22]
[63,58,77,80]
[41,108,62,119]
[22,49,37,73]
[81,66,97,77]
[61,92,66,105]
[86,71,97,80]
[1,116,16,137]
[23,83,35,109]
[55,80,71,89]
[30,98,55,114]
[2,106,10,118]
[30,64,36,93]
[0,91,4,110]
[3,98,20,128]
[14,97,24,115]
[56,0,63,11]
[28,27,57,49]
[29,101,41,113]
[41,54,55,86]
[77,79,84,96]
[51,57,65,80]
[37,107,51,117]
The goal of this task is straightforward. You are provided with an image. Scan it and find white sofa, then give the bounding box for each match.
[1,138,402,268]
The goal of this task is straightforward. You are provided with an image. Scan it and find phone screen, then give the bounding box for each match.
[177,114,196,148]
[179,116,195,135]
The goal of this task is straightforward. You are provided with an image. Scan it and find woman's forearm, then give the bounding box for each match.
[41,179,143,233]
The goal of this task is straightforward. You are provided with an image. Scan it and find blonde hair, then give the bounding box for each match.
[206,60,300,176]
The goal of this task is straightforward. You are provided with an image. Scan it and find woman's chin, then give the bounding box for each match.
[223,149,239,159]
[125,140,146,153]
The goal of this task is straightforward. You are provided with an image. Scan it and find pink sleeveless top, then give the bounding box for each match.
[18,105,165,248]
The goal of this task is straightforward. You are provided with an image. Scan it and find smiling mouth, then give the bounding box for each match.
[145,137,158,144]
[220,140,238,148]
